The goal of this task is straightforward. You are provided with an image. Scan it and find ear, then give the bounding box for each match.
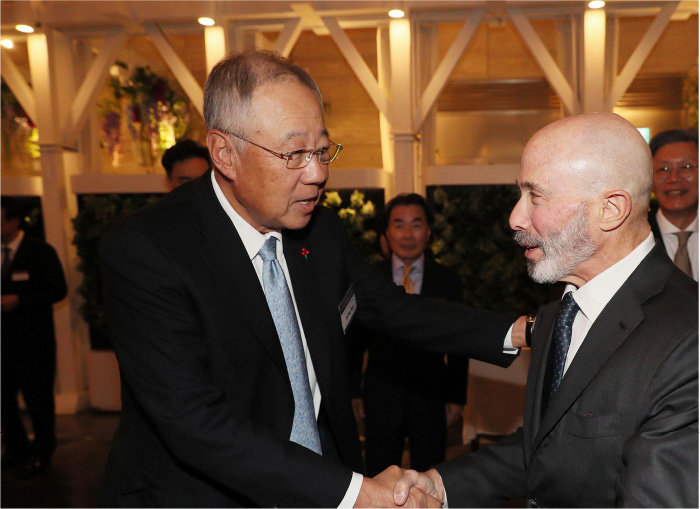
[206,130,238,181]
[597,190,632,232]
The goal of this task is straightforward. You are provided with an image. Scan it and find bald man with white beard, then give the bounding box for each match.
[393,113,698,508]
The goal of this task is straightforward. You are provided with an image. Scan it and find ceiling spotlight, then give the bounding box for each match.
[588,0,605,8]
[15,24,35,33]
[388,9,405,18]
[1,39,14,49]
[198,17,215,27]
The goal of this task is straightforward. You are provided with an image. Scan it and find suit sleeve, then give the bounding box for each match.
[616,326,698,507]
[437,427,527,506]
[12,241,67,308]
[337,219,516,368]
[99,224,353,508]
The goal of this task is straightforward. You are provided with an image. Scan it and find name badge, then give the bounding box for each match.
[11,271,29,282]
[338,283,357,334]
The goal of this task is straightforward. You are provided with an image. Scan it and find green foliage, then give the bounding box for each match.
[429,186,554,314]
[72,194,161,349]
[322,190,383,266]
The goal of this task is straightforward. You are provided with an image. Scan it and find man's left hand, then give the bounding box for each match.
[445,403,463,427]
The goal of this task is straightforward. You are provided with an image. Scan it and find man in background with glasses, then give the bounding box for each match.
[648,129,698,281]
[98,50,526,508]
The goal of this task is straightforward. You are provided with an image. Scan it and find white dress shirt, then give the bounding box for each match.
[211,173,362,507]
[655,210,698,281]
[562,233,655,374]
[392,253,425,294]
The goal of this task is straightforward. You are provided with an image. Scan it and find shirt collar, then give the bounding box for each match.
[392,253,425,275]
[211,171,282,261]
[2,229,24,254]
[565,232,655,325]
[656,209,698,234]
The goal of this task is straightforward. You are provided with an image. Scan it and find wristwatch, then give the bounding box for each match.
[525,314,536,348]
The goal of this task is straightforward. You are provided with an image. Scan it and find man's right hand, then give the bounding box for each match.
[393,468,445,507]
[354,466,442,508]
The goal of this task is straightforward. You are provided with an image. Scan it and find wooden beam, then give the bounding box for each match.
[1,49,36,122]
[415,9,484,129]
[274,18,304,57]
[320,15,389,119]
[65,26,127,144]
[143,23,204,117]
[509,7,581,115]
[604,1,679,110]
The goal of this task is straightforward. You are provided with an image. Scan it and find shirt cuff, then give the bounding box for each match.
[503,322,519,355]
[338,472,364,508]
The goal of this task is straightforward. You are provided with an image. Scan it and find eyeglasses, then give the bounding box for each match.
[654,161,698,181]
[224,131,343,170]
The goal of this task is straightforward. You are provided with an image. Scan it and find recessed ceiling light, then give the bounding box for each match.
[588,0,605,9]
[198,17,215,27]
[1,39,14,49]
[15,24,34,33]
[388,9,405,19]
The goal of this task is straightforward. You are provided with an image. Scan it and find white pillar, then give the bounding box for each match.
[583,8,606,113]
[205,26,226,74]
[28,32,87,414]
[389,18,416,195]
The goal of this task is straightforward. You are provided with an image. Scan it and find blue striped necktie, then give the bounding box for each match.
[258,237,322,454]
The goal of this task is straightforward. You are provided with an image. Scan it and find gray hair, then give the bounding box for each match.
[203,51,323,151]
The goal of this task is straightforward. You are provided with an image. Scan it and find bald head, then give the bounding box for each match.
[523,113,653,219]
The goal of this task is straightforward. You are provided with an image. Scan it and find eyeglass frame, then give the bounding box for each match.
[653,160,698,181]
[222,130,343,169]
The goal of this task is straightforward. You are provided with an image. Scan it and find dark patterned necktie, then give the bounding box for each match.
[542,291,579,414]
[258,237,322,454]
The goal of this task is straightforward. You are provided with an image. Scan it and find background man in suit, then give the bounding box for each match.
[648,129,698,280]
[1,198,67,477]
[351,193,468,476]
[99,51,526,508]
[161,139,211,190]
[394,112,698,507]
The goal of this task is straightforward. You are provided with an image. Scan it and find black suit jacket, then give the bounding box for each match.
[2,234,67,357]
[353,258,468,405]
[438,244,698,507]
[98,174,515,508]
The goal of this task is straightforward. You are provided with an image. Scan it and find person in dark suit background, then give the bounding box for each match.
[394,112,698,507]
[161,139,211,190]
[1,197,67,477]
[98,51,528,508]
[351,193,468,476]
[648,128,697,281]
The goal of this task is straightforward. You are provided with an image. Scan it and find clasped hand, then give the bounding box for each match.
[354,466,445,508]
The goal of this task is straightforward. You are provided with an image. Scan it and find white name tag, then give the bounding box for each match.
[338,284,357,334]
[11,271,30,282]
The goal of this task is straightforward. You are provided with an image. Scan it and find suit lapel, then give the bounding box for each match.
[531,245,672,452]
[193,175,287,376]
[282,233,332,395]
[523,300,558,457]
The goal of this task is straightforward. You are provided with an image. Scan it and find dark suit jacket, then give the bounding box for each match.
[352,258,468,405]
[1,234,67,359]
[438,244,698,507]
[98,173,515,508]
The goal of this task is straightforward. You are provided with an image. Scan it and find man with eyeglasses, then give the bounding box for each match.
[98,51,527,508]
[648,129,698,281]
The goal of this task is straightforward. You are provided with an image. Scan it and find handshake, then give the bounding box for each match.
[354,466,446,508]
